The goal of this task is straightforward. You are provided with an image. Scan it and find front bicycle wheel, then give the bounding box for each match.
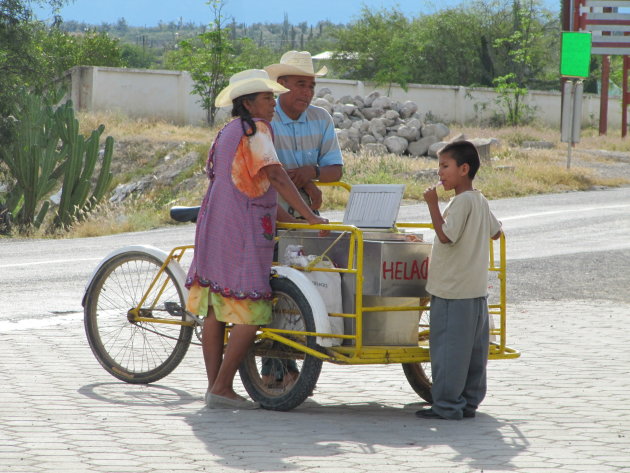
[239,277,323,411]
[84,251,193,384]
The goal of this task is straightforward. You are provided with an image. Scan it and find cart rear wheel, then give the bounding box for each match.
[239,277,322,411]
[84,251,193,384]
[402,362,432,403]
[402,308,432,403]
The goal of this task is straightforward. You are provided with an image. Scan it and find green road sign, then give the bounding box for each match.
[561,32,592,78]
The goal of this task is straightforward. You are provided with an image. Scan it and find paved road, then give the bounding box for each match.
[1,187,629,472]
[2,186,629,324]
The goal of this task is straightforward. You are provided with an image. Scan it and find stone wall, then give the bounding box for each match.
[316,88,502,161]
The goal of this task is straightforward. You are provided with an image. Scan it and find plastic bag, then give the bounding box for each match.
[283,246,344,346]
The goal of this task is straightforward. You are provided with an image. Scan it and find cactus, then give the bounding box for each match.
[0,92,66,229]
[52,100,113,230]
[0,91,114,232]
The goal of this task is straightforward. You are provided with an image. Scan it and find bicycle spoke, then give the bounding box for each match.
[85,252,193,383]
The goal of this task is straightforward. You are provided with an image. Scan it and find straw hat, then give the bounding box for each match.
[264,50,328,81]
[215,69,289,108]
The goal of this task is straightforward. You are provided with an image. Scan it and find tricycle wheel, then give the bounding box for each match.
[84,251,193,384]
[402,307,432,403]
[402,362,432,403]
[239,277,322,411]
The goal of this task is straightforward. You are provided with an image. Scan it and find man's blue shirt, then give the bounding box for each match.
[270,104,343,169]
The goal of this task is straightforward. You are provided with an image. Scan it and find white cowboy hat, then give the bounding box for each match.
[215,69,289,108]
[264,50,328,81]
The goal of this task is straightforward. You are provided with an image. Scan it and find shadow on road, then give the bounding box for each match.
[78,382,198,407]
[177,400,528,471]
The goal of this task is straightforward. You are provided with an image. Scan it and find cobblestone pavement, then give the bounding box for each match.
[1,299,629,473]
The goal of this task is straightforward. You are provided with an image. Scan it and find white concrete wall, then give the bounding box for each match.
[62,66,622,129]
[317,78,618,129]
[63,66,208,125]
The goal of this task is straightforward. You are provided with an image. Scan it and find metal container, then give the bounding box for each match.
[277,230,431,346]
[361,296,421,346]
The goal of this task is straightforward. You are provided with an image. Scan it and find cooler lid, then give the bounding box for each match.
[342,184,405,229]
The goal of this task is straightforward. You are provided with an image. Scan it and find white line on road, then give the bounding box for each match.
[0,257,101,269]
[2,202,628,269]
[500,203,630,221]
[0,312,82,332]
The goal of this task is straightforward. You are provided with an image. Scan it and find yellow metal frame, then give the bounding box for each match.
[264,221,519,364]
[128,181,520,365]
[129,245,197,327]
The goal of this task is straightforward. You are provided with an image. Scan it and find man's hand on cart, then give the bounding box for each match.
[303,181,323,210]
[287,166,316,188]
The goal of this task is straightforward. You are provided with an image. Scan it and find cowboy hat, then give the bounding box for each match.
[264,50,328,81]
[215,69,289,108]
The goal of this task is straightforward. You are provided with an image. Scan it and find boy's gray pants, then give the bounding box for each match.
[429,295,489,420]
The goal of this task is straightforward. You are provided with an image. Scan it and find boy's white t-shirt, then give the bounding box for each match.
[426,190,501,299]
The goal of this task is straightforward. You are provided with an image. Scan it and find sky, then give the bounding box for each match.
[33,0,561,27]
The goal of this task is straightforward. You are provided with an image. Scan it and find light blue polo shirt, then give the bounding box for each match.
[271,104,343,170]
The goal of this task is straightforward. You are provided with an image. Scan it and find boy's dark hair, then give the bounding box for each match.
[438,140,480,179]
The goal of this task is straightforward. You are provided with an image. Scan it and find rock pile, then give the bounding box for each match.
[314,89,451,157]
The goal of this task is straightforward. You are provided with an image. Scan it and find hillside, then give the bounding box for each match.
[58,17,341,69]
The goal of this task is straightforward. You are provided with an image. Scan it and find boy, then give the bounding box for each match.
[416,140,502,420]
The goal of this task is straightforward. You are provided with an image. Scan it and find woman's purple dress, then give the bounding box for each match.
[186,118,278,302]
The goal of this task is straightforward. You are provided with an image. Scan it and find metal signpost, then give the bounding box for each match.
[561,80,584,168]
[560,31,591,168]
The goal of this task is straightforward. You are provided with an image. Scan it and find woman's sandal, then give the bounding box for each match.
[205,392,260,410]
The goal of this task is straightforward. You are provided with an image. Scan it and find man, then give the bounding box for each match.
[259,51,344,387]
[265,50,344,218]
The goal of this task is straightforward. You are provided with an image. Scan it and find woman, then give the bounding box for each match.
[185,69,328,409]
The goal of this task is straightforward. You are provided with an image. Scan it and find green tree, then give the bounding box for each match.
[78,30,125,66]
[115,17,128,33]
[492,0,553,125]
[492,73,532,125]
[232,37,276,69]
[37,28,125,74]
[303,21,339,58]
[331,7,419,89]
[165,0,240,125]
[120,43,156,68]
[0,0,69,143]
[326,0,559,93]
[37,27,78,74]
[412,7,488,86]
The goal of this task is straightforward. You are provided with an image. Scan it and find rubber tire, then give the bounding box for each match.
[402,308,433,403]
[402,362,432,403]
[239,277,323,411]
[84,251,193,384]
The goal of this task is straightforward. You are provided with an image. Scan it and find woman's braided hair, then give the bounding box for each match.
[231,92,259,137]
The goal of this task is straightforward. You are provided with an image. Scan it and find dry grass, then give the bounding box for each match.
[77,111,215,143]
[66,202,148,238]
[320,124,629,209]
[578,127,630,152]
[5,117,629,239]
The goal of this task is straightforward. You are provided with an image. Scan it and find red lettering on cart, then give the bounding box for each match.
[382,257,429,280]
[408,260,420,280]
[382,261,394,279]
